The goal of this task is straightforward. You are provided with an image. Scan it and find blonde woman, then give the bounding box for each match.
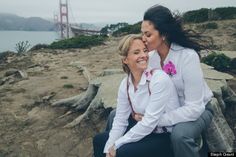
[93,34,180,157]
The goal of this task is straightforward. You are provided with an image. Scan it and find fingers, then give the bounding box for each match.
[134,113,144,121]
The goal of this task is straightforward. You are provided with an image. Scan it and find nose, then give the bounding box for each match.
[142,35,146,42]
[141,51,148,58]
[142,36,148,46]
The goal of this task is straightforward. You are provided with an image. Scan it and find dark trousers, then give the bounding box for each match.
[93,114,174,157]
[93,131,173,157]
[104,103,214,157]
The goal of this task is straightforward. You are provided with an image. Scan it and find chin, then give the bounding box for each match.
[141,66,148,70]
[148,47,155,51]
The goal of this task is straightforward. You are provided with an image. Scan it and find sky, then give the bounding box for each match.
[1,0,236,24]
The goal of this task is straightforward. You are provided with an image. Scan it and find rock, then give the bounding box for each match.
[90,74,125,109]
[202,64,235,151]
[0,79,4,86]
[201,63,214,70]
[101,69,124,76]
[203,68,234,80]
[216,51,236,59]
[4,69,18,77]
[206,98,235,152]
[15,70,28,79]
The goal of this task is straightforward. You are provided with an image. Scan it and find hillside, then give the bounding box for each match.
[0,19,235,156]
[185,19,236,51]
[0,13,55,31]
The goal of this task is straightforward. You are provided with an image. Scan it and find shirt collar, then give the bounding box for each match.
[163,43,182,64]
[128,68,152,86]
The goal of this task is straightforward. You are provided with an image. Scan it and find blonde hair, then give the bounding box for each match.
[118,34,143,74]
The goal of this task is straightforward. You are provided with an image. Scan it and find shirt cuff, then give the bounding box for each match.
[158,115,169,127]
[114,137,125,150]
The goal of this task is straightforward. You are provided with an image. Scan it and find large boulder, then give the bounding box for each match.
[203,63,235,152]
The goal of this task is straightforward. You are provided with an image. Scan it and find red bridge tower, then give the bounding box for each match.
[59,0,69,38]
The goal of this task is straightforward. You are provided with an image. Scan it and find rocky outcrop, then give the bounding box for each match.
[203,65,235,151]
[0,68,28,85]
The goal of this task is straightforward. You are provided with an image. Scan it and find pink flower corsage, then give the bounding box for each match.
[162,61,177,76]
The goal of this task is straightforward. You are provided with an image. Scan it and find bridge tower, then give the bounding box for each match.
[59,0,69,38]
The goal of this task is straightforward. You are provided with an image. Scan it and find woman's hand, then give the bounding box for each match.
[133,113,144,121]
[108,145,116,157]
[106,153,112,157]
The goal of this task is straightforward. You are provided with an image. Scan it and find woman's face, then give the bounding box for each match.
[141,20,164,51]
[123,39,149,73]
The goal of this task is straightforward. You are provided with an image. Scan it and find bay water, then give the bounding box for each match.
[0,31,60,53]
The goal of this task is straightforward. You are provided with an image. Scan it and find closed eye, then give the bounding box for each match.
[133,50,140,54]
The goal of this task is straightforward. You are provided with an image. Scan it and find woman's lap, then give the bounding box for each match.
[117,133,173,157]
[93,131,173,157]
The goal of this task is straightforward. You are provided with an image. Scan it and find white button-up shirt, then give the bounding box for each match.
[104,69,180,153]
[148,43,213,127]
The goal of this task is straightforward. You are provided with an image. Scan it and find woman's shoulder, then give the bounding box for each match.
[120,75,128,85]
[173,43,199,59]
[118,75,128,91]
[150,69,171,83]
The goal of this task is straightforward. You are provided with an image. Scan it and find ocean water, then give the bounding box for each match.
[0,31,60,53]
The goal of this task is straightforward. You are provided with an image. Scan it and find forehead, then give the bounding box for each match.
[129,39,145,49]
[141,21,155,32]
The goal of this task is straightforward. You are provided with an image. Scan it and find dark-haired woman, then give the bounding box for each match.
[141,5,214,157]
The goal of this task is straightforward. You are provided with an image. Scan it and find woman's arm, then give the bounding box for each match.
[103,78,131,153]
[158,51,206,127]
[114,71,172,149]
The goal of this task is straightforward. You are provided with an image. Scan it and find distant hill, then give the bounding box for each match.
[183,7,236,23]
[0,13,55,31]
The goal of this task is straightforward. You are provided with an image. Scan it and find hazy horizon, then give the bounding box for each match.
[1,0,236,24]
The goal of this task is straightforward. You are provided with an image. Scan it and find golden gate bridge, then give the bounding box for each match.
[54,0,100,39]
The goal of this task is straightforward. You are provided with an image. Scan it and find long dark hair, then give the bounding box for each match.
[143,5,211,54]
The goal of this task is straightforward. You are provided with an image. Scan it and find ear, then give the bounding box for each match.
[122,57,128,64]
[162,36,166,41]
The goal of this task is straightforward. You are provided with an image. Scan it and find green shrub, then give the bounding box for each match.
[202,52,231,71]
[202,52,217,65]
[230,58,236,70]
[63,84,74,88]
[15,41,31,53]
[112,22,141,37]
[211,54,231,71]
[183,7,236,23]
[30,44,49,51]
[183,8,209,23]
[214,7,236,20]
[202,22,218,29]
[60,76,68,79]
[49,35,107,49]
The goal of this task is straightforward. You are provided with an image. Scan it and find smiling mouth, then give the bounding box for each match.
[137,60,147,64]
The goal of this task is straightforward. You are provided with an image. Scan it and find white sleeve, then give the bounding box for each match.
[114,72,171,149]
[103,78,131,153]
[158,51,205,127]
